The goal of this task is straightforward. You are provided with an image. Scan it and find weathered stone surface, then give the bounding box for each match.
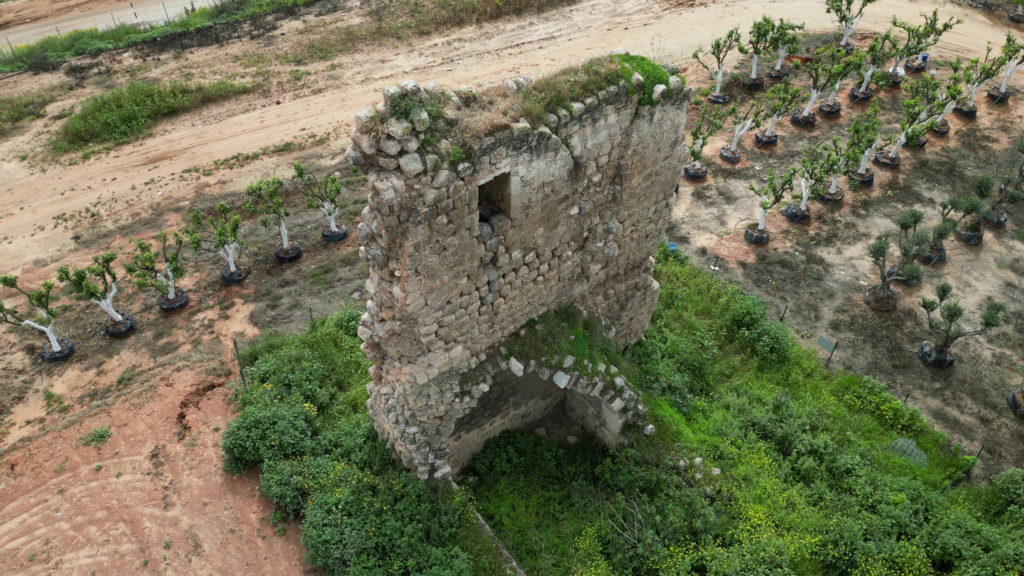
[356,79,689,478]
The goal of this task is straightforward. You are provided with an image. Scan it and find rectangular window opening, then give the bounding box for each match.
[478,172,511,222]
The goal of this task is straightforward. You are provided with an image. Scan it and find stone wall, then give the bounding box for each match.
[352,69,689,478]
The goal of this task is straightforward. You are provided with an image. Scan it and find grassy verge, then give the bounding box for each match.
[464,246,1023,575]
[50,80,251,153]
[0,89,61,138]
[222,310,507,574]
[0,0,322,73]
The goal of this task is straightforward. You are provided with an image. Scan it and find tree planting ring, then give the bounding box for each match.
[916,245,946,266]
[953,106,977,120]
[987,87,1010,103]
[904,58,927,73]
[781,204,810,223]
[159,287,190,312]
[683,163,708,181]
[221,264,251,285]
[955,227,984,245]
[744,228,769,245]
[863,287,898,311]
[873,150,900,168]
[743,77,765,92]
[768,65,790,79]
[983,211,1009,229]
[818,100,842,117]
[708,93,730,104]
[719,146,741,164]
[1010,11,1024,24]
[931,119,950,135]
[754,131,778,146]
[918,341,955,368]
[321,225,349,244]
[850,169,874,187]
[274,242,303,263]
[906,137,927,149]
[1006,391,1024,419]
[40,338,75,362]
[790,111,817,127]
[849,87,873,102]
[104,312,136,338]
[817,187,845,204]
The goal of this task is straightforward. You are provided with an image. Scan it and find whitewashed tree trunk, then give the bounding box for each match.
[750,54,760,79]
[93,282,124,323]
[859,66,876,92]
[773,48,787,71]
[858,145,875,174]
[888,134,908,159]
[764,115,782,136]
[321,201,340,233]
[967,82,982,108]
[799,179,811,211]
[220,243,239,273]
[23,319,62,352]
[935,101,956,125]
[278,220,290,249]
[999,61,1024,92]
[731,118,754,148]
[714,69,725,94]
[826,81,842,104]
[828,176,840,196]
[840,16,861,46]
[757,206,768,231]
[801,89,821,117]
[163,265,177,299]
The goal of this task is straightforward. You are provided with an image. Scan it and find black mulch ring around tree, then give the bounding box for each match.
[159,287,190,311]
[221,264,252,285]
[918,341,955,369]
[40,338,76,362]
[321,225,349,244]
[104,312,137,338]
[274,242,303,263]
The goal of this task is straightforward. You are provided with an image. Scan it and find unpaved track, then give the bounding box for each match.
[0,0,1020,573]
[0,0,1009,277]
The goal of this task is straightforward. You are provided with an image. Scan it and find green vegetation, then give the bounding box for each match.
[519,54,680,126]
[222,310,506,574]
[51,80,251,153]
[0,90,59,138]
[80,425,112,447]
[0,0,324,73]
[465,247,1022,575]
[504,307,623,377]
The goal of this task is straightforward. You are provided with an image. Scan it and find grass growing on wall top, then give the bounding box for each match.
[50,80,252,153]
[504,306,624,376]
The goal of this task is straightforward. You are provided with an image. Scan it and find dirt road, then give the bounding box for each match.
[0,0,1021,573]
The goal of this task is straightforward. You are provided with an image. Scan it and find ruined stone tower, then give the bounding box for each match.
[351,60,689,478]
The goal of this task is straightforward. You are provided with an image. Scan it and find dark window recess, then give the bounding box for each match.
[478,172,511,222]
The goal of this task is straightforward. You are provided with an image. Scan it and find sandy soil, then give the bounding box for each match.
[1,0,1023,573]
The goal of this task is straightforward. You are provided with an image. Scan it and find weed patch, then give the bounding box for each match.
[80,425,112,447]
[51,80,251,153]
[0,89,61,138]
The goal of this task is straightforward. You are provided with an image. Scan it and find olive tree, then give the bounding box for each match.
[792,44,858,124]
[826,0,879,48]
[721,100,765,162]
[294,161,349,242]
[891,209,926,284]
[768,19,804,77]
[245,176,300,261]
[693,28,742,102]
[58,252,135,335]
[864,233,901,310]
[991,34,1024,99]
[738,16,775,87]
[847,103,882,185]
[0,275,73,360]
[755,79,802,145]
[745,167,795,245]
[683,100,730,180]
[851,31,899,100]
[949,43,1005,113]
[124,230,189,310]
[875,77,947,166]
[918,282,1005,368]
[888,10,960,79]
[186,202,248,284]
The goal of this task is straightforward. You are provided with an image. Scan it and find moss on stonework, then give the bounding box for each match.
[503,306,624,378]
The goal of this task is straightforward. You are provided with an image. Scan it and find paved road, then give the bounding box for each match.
[2,0,219,48]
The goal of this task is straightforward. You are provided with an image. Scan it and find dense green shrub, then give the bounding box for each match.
[221,400,314,472]
[0,90,59,137]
